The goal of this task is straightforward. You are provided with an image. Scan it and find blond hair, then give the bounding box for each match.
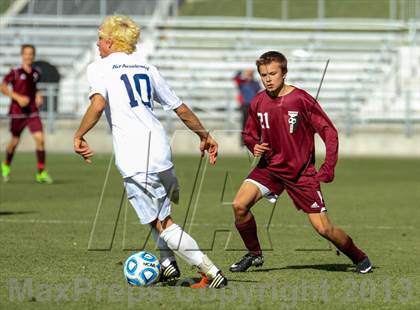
[99,15,140,54]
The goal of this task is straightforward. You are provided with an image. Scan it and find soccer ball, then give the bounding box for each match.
[124,251,161,286]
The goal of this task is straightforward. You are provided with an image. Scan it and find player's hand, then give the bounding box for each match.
[315,164,334,183]
[74,136,93,163]
[16,94,30,107]
[35,94,43,108]
[253,143,270,156]
[199,134,218,165]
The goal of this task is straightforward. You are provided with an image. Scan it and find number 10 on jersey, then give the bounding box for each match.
[120,74,152,109]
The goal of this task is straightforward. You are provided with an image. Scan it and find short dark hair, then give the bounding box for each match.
[256,51,287,73]
[21,44,36,55]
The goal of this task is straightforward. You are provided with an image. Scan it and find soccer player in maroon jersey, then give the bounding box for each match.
[229,51,371,274]
[0,44,53,183]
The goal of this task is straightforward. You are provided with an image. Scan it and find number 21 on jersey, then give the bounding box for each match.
[257,112,270,129]
[120,74,152,109]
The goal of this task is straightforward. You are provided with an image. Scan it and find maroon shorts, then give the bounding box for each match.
[246,167,326,213]
[10,116,43,137]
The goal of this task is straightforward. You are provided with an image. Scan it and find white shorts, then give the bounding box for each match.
[124,167,179,224]
[244,178,278,203]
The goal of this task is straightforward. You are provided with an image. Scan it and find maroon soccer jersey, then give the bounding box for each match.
[242,87,338,182]
[2,67,40,117]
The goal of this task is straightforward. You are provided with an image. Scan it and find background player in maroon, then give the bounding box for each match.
[229,51,372,274]
[0,44,53,183]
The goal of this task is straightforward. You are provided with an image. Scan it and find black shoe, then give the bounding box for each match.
[355,256,372,274]
[159,260,180,282]
[191,271,228,289]
[229,253,264,272]
[209,271,228,288]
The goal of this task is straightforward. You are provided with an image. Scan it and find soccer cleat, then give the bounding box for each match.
[190,272,209,289]
[159,260,180,282]
[208,271,228,288]
[35,170,53,184]
[229,253,264,272]
[1,161,10,182]
[191,271,227,289]
[355,256,372,274]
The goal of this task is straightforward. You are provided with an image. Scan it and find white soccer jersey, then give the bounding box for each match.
[87,52,182,177]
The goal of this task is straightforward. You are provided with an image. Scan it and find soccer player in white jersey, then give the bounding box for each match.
[73,15,227,288]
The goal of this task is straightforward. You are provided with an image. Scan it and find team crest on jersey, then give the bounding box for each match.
[288,111,299,133]
[20,73,26,80]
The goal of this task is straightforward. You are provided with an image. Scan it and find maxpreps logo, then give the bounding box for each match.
[288,111,299,133]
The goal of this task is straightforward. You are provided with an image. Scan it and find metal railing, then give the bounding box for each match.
[1,82,418,136]
[0,15,418,136]
[175,0,420,21]
[0,83,62,133]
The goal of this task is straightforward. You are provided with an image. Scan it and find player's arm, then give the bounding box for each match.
[35,91,43,108]
[73,94,106,163]
[0,82,30,107]
[233,71,243,86]
[174,103,218,165]
[253,142,270,156]
[242,101,270,156]
[309,100,338,183]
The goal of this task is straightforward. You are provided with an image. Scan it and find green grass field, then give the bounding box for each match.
[0,153,419,309]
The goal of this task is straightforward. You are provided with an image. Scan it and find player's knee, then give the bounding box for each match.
[11,137,20,147]
[149,219,161,232]
[36,137,44,146]
[315,224,333,238]
[232,199,249,217]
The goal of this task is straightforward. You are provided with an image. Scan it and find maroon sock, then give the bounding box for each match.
[338,237,366,264]
[5,150,14,165]
[235,215,262,256]
[36,150,45,172]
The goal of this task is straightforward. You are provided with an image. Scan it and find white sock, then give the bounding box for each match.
[160,223,205,267]
[197,255,220,279]
[150,225,176,264]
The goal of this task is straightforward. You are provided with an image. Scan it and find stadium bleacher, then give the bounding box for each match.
[0,0,419,133]
[0,13,153,116]
[149,18,419,128]
[19,0,156,16]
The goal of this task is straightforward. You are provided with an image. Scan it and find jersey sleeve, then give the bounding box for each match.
[149,65,182,110]
[87,62,107,99]
[233,71,242,86]
[242,98,262,153]
[33,68,40,92]
[306,95,339,183]
[2,69,15,85]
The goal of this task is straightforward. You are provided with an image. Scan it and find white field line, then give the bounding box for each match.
[0,218,415,231]
[0,218,90,224]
